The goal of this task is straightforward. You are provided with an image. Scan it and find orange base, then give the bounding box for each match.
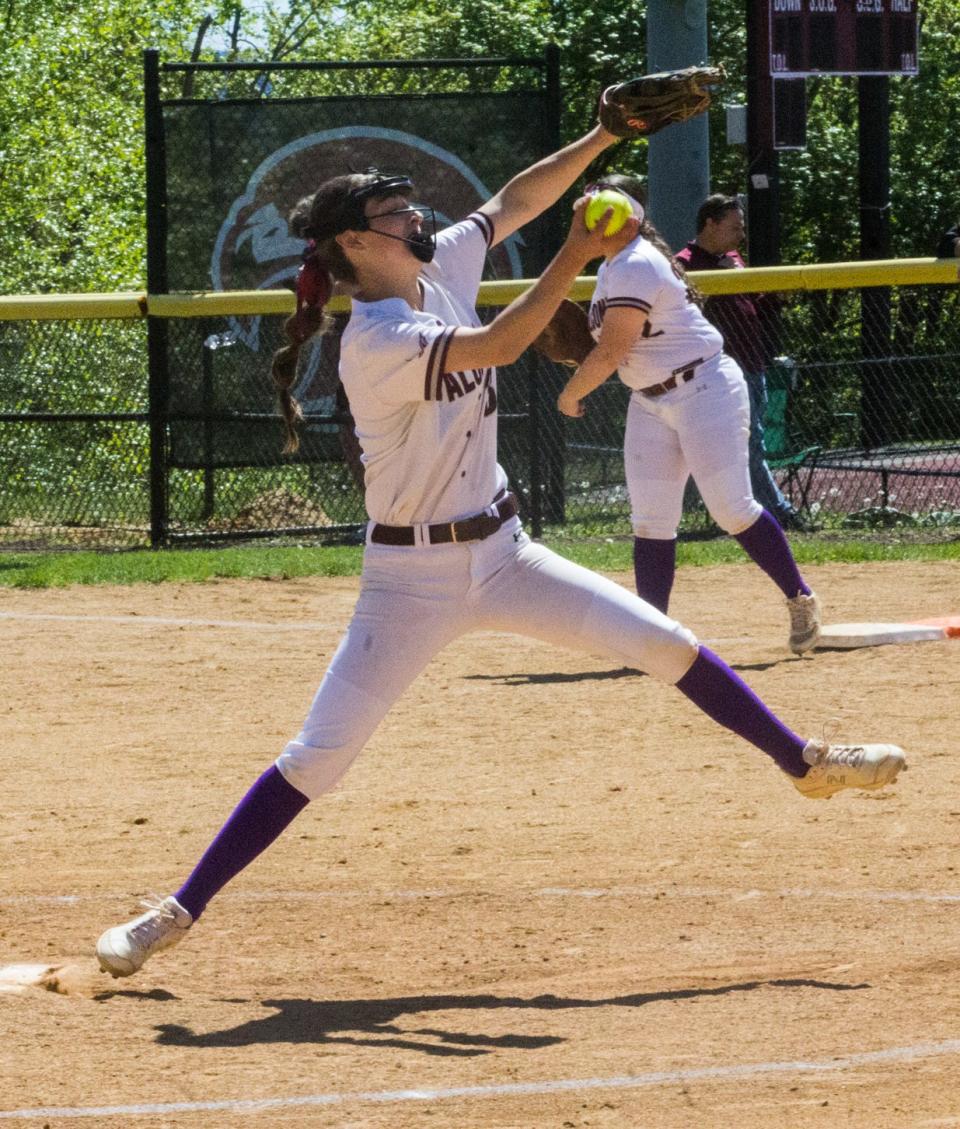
[909,615,960,638]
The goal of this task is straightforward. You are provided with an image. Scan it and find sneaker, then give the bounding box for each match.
[786,591,821,654]
[791,742,907,800]
[96,895,192,978]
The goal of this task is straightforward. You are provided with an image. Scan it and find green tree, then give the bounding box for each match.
[1,0,958,294]
[0,1,246,292]
[707,0,960,262]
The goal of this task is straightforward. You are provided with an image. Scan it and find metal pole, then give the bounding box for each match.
[526,361,544,539]
[746,0,781,265]
[858,75,892,449]
[144,49,171,546]
[646,0,711,251]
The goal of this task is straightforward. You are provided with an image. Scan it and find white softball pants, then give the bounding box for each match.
[626,354,763,540]
[277,518,698,799]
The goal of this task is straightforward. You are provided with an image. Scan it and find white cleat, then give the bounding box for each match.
[786,591,822,654]
[791,742,907,800]
[96,895,192,978]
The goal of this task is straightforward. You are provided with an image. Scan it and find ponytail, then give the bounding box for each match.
[270,171,387,453]
[271,242,333,454]
[638,219,704,308]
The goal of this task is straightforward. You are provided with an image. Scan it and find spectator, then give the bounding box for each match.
[676,195,810,531]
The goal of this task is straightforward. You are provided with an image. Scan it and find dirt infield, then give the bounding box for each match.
[1,560,959,1128]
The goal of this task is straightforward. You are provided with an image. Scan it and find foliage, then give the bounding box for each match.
[0,2,284,293]
[1,0,958,294]
[709,0,960,262]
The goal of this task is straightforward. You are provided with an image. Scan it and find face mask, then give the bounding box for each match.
[407,231,436,263]
[363,203,437,264]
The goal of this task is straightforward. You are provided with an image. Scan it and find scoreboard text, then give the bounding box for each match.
[769,0,918,77]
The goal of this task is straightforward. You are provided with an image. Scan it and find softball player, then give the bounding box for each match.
[558,173,820,653]
[96,136,906,978]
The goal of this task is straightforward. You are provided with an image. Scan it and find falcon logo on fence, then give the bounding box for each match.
[210,126,523,414]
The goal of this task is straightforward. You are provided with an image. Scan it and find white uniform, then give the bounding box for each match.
[590,238,762,540]
[276,216,698,800]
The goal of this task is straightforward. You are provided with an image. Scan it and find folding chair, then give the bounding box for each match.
[764,357,821,517]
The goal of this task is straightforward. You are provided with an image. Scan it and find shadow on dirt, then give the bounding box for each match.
[154,978,868,1056]
[464,667,644,685]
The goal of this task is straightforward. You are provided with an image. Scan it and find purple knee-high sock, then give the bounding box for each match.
[174,765,309,921]
[734,509,811,599]
[633,536,677,613]
[675,646,808,776]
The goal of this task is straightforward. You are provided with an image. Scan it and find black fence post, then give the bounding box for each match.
[525,360,543,538]
[746,0,781,267]
[533,41,565,530]
[200,322,216,520]
[144,48,170,547]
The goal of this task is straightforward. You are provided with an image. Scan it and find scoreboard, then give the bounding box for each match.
[768,0,919,77]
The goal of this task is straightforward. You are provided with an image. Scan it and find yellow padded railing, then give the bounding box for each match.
[1,257,958,320]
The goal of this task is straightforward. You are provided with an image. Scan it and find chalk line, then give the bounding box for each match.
[0,611,338,632]
[2,1038,959,1120]
[2,885,960,908]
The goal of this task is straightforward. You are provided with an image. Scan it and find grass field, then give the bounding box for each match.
[0,533,958,588]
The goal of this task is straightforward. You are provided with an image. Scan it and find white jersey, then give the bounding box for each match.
[340,213,507,527]
[589,237,724,392]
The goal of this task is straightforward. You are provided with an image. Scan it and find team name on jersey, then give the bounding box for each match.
[589,295,653,333]
[423,331,494,404]
[425,344,496,416]
[435,366,492,402]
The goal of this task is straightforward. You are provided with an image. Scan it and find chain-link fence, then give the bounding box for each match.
[137,48,560,548]
[776,282,960,530]
[0,308,151,550]
[530,264,960,543]
[2,262,959,550]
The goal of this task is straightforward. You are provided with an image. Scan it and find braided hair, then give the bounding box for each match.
[272,172,413,453]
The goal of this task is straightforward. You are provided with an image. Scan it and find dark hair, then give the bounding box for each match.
[696,193,742,234]
[271,172,413,453]
[596,173,702,306]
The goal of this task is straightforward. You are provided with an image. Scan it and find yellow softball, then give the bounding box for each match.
[584,189,633,236]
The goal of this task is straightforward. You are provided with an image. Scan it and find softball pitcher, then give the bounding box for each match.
[96,136,906,979]
[557,173,821,654]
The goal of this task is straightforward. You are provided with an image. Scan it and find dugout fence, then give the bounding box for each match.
[143,48,562,547]
[1,258,959,551]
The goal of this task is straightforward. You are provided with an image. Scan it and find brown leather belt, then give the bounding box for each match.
[641,357,705,398]
[370,492,519,547]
